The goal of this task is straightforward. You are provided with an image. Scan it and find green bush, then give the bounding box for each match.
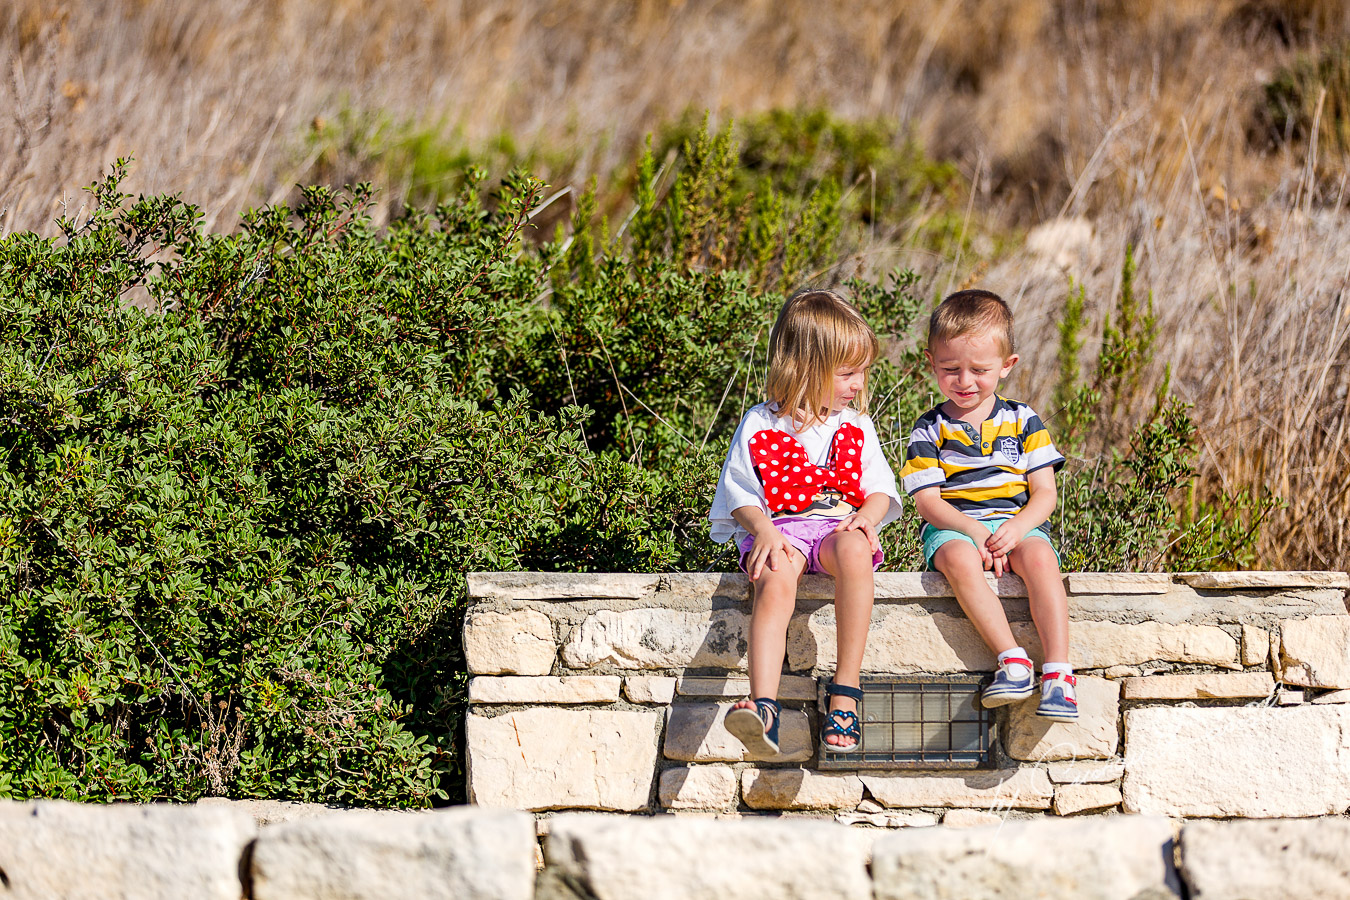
[0,160,727,805]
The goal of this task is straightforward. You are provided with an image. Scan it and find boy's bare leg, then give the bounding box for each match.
[1008,539,1069,662]
[816,529,875,746]
[933,541,1019,653]
[730,548,807,723]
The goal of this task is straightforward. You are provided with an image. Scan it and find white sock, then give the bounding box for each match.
[1041,662,1074,694]
[997,647,1031,681]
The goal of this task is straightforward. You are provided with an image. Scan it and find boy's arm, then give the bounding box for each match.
[911,487,995,568]
[985,467,1056,555]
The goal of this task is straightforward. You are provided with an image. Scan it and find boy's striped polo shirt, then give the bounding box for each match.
[900,396,1066,521]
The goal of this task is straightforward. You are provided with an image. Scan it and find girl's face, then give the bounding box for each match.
[829,360,870,413]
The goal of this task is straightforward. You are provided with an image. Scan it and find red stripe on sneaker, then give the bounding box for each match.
[1044,672,1076,685]
[1001,657,1033,668]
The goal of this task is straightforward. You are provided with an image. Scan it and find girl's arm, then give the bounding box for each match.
[832,492,891,552]
[732,505,795,581]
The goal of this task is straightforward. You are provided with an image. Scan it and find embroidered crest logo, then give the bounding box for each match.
[997,436,1021,464]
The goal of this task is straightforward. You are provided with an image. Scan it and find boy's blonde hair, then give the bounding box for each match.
[766,289,879,428]
[928,289,1015,357]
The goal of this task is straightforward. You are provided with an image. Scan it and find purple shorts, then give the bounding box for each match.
[737,517,884,575]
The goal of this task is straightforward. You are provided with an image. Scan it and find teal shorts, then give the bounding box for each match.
[921,517,1059,572]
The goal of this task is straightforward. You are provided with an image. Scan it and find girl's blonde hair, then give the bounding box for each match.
[766,289,880,428]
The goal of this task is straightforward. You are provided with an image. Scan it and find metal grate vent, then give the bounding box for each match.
[816,674,995,769]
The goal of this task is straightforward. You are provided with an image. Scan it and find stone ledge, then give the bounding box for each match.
[1181,818,1350,899]
[250,808,536,900]
[0,801,255,900]
[872,815,1179,900]
[1180,571,1350,590]
[860,769,1054,809]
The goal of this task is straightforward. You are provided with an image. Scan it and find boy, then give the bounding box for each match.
[900,289,1076,720]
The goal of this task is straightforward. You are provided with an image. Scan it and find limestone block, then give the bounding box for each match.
[1119,672,1275,700]
[561,608,748,670]
[464,609,556,675]
[544,813,872,900]
[251,807,536,900]
[1313,689,1350,704]
[741,769,864,810]
[194,797,341,827]
[941,809,1004,828]
[872,815,1179,900]
[468,675,620,704]
[1280,616,1350,688]
[1046,760,1125,784]
[677,674,817,701]
[1179,570,1350,590]
[1101,665,1141,678]
[1003,676,1120,761]
[659,766,738,809]
[1053,783,1122,815]
[624,676,677,704]
[836,811,939,828]
[788,607,1043,673]
[819,571,1028,600]
[1066,573,1172,594]
[1070,621,1238,669]
[1242,623,1272,666]
[861,769,1053,810]
[467,709,659,811]
[1122,706,1350,817]
[0,800,255,900]
[1181,818,1350,899]
[468,571,664,600]
[663,702,812,763]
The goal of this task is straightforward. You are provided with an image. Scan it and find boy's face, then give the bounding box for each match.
[925,331,1017,415]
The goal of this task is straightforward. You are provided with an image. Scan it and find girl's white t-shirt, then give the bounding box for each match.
[708,402,904,546]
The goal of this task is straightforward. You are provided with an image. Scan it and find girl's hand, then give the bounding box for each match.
[746,526,795,581]
[833,513,880,552]
[986,519,1028,557]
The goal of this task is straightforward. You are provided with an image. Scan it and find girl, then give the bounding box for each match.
[709,289,903,756]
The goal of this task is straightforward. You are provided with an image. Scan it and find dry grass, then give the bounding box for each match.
[4,0,1350,567]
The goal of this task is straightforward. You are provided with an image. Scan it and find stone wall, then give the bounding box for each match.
[3,799,1348,899]
[464,571,1350,821]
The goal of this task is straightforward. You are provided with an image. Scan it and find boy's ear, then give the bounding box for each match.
[1002,353,1019,375]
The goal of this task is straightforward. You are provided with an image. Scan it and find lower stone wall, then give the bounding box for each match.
[2,800,1348,899]
[465,571,1350,821]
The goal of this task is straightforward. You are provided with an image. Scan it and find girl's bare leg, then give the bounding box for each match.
[730,548,807,723]
[816,529,875,747]
[933,541,1018,653]
[1008,539,1069,663]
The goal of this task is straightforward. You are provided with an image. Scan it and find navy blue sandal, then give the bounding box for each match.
[725,697,781,758]
[823,681,864,753]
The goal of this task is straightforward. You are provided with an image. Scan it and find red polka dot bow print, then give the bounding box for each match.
[748,423,867,514]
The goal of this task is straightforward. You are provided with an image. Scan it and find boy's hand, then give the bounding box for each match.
[989,548,1010,578]
[986,519,1028,557]
[745,526,794,581]
[833,513,880,552]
